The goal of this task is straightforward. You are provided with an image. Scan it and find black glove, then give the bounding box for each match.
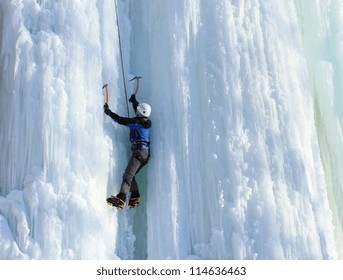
[129,94,136,103]
[104,103,109,114]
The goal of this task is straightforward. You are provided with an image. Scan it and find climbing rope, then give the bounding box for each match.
[114,0,130,117]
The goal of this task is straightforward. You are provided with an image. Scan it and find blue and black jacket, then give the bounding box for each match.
[104,95,151,150]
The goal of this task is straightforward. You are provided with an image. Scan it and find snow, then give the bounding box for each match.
[0,0,342,260]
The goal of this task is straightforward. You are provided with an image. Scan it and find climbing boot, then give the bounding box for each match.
[129,191,140,208]
[106,193,126,209]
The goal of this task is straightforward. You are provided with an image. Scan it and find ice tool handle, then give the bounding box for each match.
[129,76,142,96]
[102,84,109,104]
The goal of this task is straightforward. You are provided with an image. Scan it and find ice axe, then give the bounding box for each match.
[129,76,142,96]
[102,84,109,104]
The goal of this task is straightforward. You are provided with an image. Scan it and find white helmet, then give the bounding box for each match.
[137,103,151,117]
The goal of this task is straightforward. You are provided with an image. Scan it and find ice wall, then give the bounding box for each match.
[129,0,339,259]
[294,0,343,252]
[0,0,119,259]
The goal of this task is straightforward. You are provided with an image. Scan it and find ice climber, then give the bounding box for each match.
[104,94,151,209]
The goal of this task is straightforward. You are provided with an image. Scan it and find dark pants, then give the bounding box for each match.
[120,149,150,195]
